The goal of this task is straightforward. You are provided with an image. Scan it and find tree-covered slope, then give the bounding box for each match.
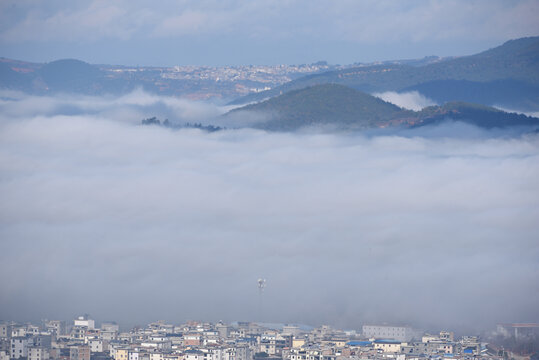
[414,102,538,128]
[0,58,139,95]
[226,84,407,131]
[226,84,539,131]
[36,59,104,93]
[0,62,31,89]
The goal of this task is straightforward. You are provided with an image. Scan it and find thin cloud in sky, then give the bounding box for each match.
[1,0,538,64]
[3,0,538,42]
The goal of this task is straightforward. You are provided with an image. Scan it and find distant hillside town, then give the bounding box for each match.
[1,37,538,112]
[1,318,538,360]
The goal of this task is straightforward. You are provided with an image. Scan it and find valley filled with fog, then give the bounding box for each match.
[1,90,538,331]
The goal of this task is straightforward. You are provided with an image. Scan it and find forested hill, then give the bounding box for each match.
[226,84,539,131]
[226,84,407,131]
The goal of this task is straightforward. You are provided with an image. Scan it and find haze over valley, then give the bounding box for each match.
[1,87,539,331]
[1,0,539,336]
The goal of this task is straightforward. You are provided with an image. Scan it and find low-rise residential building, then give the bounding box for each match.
[0,324,12,339]
[286,347,336,360]
[149,353,163,360]
[70,345,90,360]
[74,317,95,330]
[11,337,30,359]
[44,321,66,337]
[373,339,403,353]
[115,348,129,360]
[33,334,52,348]
[0,318,510,360]
[128,350,140,360]
[29,347,50,360]
[88,339,105,353]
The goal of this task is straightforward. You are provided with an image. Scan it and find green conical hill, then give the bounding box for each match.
[228,83,406,131]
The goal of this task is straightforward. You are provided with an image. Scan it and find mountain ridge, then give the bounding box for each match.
[229,36,539,110]
[2,36,538,112]
[225,83,539,131]
[225,84,407,131]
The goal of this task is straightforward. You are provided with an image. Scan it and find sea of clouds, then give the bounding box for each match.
[1,90,538,331]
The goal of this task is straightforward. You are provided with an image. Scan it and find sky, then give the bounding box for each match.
[1,0,539,66]
[1,89,538,331]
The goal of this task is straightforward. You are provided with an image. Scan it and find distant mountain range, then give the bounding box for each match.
[1,36,538,115]
[0,58,346,100]
[230,37,539,112]
[0,58,131,95]
[225,84,539,131]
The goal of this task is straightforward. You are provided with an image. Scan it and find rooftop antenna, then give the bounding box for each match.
[257,278,266,323]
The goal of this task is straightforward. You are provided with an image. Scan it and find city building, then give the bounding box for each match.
[11,337,29,359]
[28,347,50,360]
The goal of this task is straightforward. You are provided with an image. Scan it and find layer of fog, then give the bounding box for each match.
[373,91,437,111]
[0,88,226,125]
[1,90,538,332]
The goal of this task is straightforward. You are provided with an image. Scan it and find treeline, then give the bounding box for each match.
[140,117,224,132]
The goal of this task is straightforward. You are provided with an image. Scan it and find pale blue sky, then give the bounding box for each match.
[1,0,538,66]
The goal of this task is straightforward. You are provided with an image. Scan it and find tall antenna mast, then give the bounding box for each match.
[257,278,266,322]
[258,278,266,294]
